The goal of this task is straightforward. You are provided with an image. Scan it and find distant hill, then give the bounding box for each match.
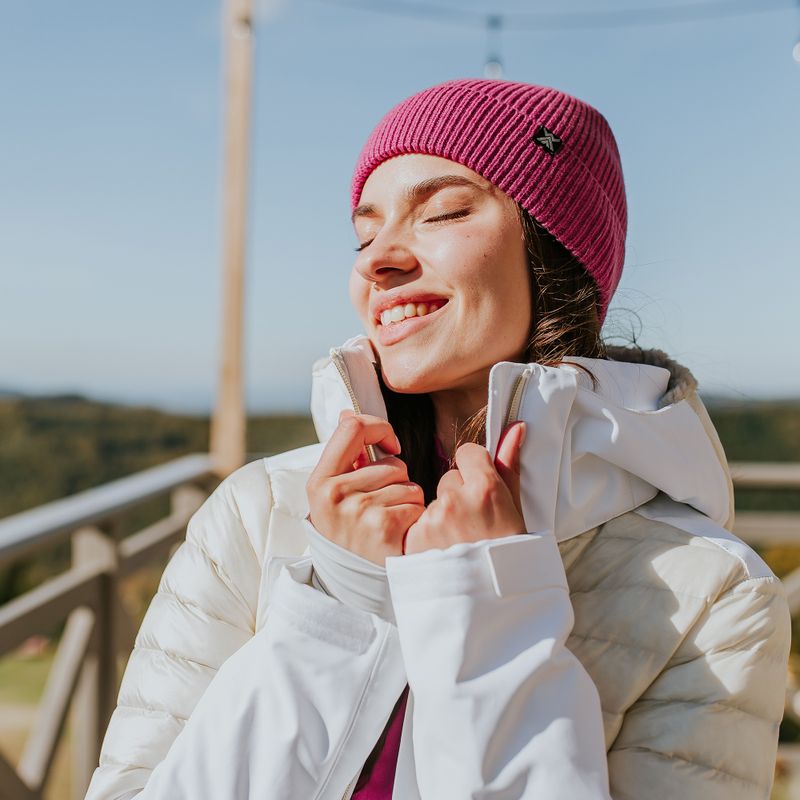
[0,393,317,520]
[705,398,800,464]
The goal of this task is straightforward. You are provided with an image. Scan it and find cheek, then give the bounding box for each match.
[500,258,532,318]
[506,266,533,344]
[466,232,528,304]
[347,269,369,322]
[475,237,532,345]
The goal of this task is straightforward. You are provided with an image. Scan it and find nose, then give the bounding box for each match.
[353,228,420,288]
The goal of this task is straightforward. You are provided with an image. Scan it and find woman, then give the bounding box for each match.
[86,79,790,800]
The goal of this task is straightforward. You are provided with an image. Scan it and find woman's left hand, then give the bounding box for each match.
[403,421,527,555]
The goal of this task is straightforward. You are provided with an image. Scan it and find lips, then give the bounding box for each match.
[371,293,450,325]
[375,299,450,346]
[378,299,447,327]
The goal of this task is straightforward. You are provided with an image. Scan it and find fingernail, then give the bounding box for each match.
[518,422,527,446]
[394,434,402,453]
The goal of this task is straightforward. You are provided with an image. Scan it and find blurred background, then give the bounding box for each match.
[1,1,799,798]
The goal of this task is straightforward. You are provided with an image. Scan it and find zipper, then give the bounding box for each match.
[327,355,531,800]
[313,621,398,800]
[502,365,533,429]
[330,348,378,463]
[340,768,361,800]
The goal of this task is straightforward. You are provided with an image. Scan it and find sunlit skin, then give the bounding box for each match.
[305,154,532,562]
[349,154,532,456]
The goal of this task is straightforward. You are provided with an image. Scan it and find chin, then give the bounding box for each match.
[375,353,443,394]
[379,350,469,396]
[379,365,433,395]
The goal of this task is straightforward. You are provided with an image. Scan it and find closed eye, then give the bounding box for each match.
[354,208,471,252]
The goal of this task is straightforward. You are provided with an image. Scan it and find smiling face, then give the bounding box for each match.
[349,154,532,397]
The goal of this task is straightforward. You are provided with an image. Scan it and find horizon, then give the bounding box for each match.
[3,380,800,417]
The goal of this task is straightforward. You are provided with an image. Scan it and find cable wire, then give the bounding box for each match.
[312,0,795,30]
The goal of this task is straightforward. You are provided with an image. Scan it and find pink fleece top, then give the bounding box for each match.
[351,437,451,798]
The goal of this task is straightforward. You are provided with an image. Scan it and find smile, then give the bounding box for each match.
[376,300,449,346]
[378,299,447,327]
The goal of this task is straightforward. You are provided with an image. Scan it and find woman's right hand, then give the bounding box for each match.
[306,410,426,565]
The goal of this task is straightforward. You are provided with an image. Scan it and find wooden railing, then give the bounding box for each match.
[0,457,798,799]
[730,462,800,754]
[730,462,800,621]
[0,454,220,800]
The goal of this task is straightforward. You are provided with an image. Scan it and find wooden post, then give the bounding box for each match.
[69,526,118,800]
[210,0,255,478]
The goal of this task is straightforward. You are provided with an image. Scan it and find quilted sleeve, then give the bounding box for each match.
[83,460,266,800]
[607,575,791,800]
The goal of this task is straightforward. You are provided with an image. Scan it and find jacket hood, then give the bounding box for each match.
[310,334,735,542]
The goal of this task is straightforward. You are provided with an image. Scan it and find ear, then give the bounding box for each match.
[494,421,526,516]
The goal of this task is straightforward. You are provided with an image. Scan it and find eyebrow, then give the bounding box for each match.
[351,174,489,224]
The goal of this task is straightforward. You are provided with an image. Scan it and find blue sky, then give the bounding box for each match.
[1,0,798,412]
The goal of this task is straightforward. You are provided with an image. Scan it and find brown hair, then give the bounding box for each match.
[377,203,607,504]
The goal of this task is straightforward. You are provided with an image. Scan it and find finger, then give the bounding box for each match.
[436,468,464,495]
[316,414,401,477]
[495,421,526,514]
[341,410,369,470]
[353,449,370,470]
[364,481,425,507]
[339,456,410,492]
[452,441,495,486]
[390,504,427,537]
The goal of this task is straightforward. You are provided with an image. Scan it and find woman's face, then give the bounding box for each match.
[349,154,531,395]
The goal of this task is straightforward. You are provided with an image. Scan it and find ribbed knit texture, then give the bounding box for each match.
[350,79,627,326]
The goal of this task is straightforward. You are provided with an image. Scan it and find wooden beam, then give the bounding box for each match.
[117,510,192,577]
[18,608,95,793]
[0,564,102,657]
[70,528,119,799]
[210,0,255,478]
[733,512,800,546]
[0,754,35,800]
[0,454,213,567]
[730,462,800,489]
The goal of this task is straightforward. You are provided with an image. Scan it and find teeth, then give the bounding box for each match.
[380,300,444,326]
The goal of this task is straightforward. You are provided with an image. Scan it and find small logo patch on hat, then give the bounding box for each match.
[533,125,562,155]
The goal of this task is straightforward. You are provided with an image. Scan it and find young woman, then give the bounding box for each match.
[86,79,790,800]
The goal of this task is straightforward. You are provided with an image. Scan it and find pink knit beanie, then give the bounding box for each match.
[351,79,627,327]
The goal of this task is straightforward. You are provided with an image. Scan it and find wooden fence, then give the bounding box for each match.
[0,455,218,800]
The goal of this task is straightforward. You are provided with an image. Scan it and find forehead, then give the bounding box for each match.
[353,154,495,223]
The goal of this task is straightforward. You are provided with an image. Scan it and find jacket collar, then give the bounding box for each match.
[309,334,734,542]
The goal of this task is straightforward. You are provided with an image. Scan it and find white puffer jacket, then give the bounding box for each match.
[85,335,791,800]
